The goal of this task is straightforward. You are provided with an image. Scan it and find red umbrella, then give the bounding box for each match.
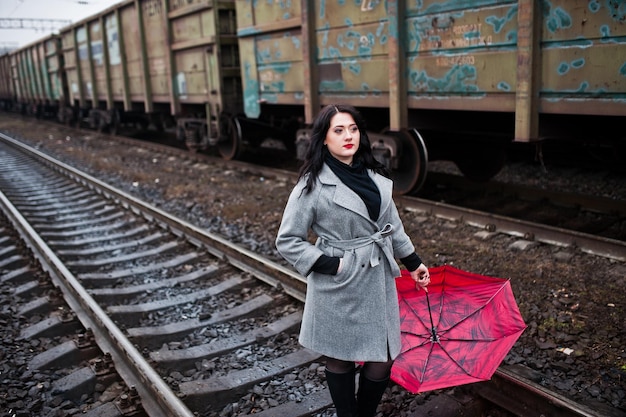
[391,265,527,393]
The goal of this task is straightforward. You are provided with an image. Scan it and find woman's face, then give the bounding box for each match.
[324,112,360,165]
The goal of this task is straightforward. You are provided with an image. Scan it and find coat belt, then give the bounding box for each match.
[321,223,395,268]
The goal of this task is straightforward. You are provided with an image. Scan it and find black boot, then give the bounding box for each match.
[325,368,357,417]
[357,372,389,417]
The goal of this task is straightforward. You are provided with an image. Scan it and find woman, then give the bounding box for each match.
[275,104,430,417]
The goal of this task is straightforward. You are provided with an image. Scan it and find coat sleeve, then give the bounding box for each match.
[388,198,418,260]
[275,180,325,277]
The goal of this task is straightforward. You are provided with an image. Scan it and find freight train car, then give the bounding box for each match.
[0,53,11,110]
[3,34,66,119]
[55,0,244,154]
[1,0,624,194]
[0,52,14,111]
[235,0,626,194]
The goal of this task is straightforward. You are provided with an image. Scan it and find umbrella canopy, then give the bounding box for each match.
[391,265,526,393]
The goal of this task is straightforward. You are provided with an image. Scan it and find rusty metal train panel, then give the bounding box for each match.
[233,0,624,140]
[1,0,624,194]
[0,53,12,104]
[3,35,64,115]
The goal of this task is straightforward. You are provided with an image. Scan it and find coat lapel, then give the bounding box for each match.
[319,164,371,221]
[319,164,393,223]
[371,171,393,221]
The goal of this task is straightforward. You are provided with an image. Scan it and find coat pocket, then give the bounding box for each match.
[331,249,353,283]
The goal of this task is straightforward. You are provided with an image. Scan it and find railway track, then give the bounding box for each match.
[1,132,624,416]
[416,171,626,258]
[0,134,309,416]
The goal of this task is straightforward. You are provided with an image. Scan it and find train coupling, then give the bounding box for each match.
[295,128,311,160]
[371,132,400,170]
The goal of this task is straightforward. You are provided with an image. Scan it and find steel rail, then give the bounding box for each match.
[397,195,626,262]
[472,366,626,417]
[0,132,307,416]
[0,132,308,302]
[0,186,195,417]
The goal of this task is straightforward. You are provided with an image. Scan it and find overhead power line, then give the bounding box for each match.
[0,18,72,31]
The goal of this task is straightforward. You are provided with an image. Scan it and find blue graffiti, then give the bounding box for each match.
[358,43,373,56]
[243,62,260,118]
[271,62,293,74]
[600,24,611,38]
[545,7,573,33]
[321,27,330,48]
[405,6,518,52]
[260,92,279,103]
[329,46,342,58]
[558,59,586,75]
[506,30,517,43]
[413,0,506,15]
[606,0,626,21]
[376,22,385,37]
[269,81,286,91]
[256,47,272,64]
[485,15,506,33]
[406,17,429,51]
[575,81,590,93]
[479,5,518,34]
[274,41,282,59]
[337,34,350,50]
[409,64,478,93]
[497,81,511,92]
[237,27,261,36]
[348,62,362,75]
[320,80,346,91]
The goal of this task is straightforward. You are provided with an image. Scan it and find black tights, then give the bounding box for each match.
[325,357,393,381]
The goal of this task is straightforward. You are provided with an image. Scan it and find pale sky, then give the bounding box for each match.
[1,0,123,50]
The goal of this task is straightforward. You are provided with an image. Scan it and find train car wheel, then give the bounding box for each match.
[96,117,107,133]
[217,116,242,160]
[110,121,119,136]
[176,126,186,142]
[454,145,506,182]
[389,129,428,195]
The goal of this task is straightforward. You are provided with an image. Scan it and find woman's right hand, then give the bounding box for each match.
[410,263,430,291]
[337,257,344,273]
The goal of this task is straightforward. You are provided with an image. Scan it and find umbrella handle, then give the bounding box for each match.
[418,283,439,343]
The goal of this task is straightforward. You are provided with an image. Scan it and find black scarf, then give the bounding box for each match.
[324,150,381,220]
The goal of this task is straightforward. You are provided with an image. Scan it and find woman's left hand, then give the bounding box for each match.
[410,263,430,291]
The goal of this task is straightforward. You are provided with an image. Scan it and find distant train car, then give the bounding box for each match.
[5,34,65,119]
[235,0,626,194]
[0,52,13,111]
[58,0,244,156]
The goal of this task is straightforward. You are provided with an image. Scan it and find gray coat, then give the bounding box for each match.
[275,164,416,362]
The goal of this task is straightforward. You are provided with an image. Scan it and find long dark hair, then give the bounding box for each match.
[298,104,389,194]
